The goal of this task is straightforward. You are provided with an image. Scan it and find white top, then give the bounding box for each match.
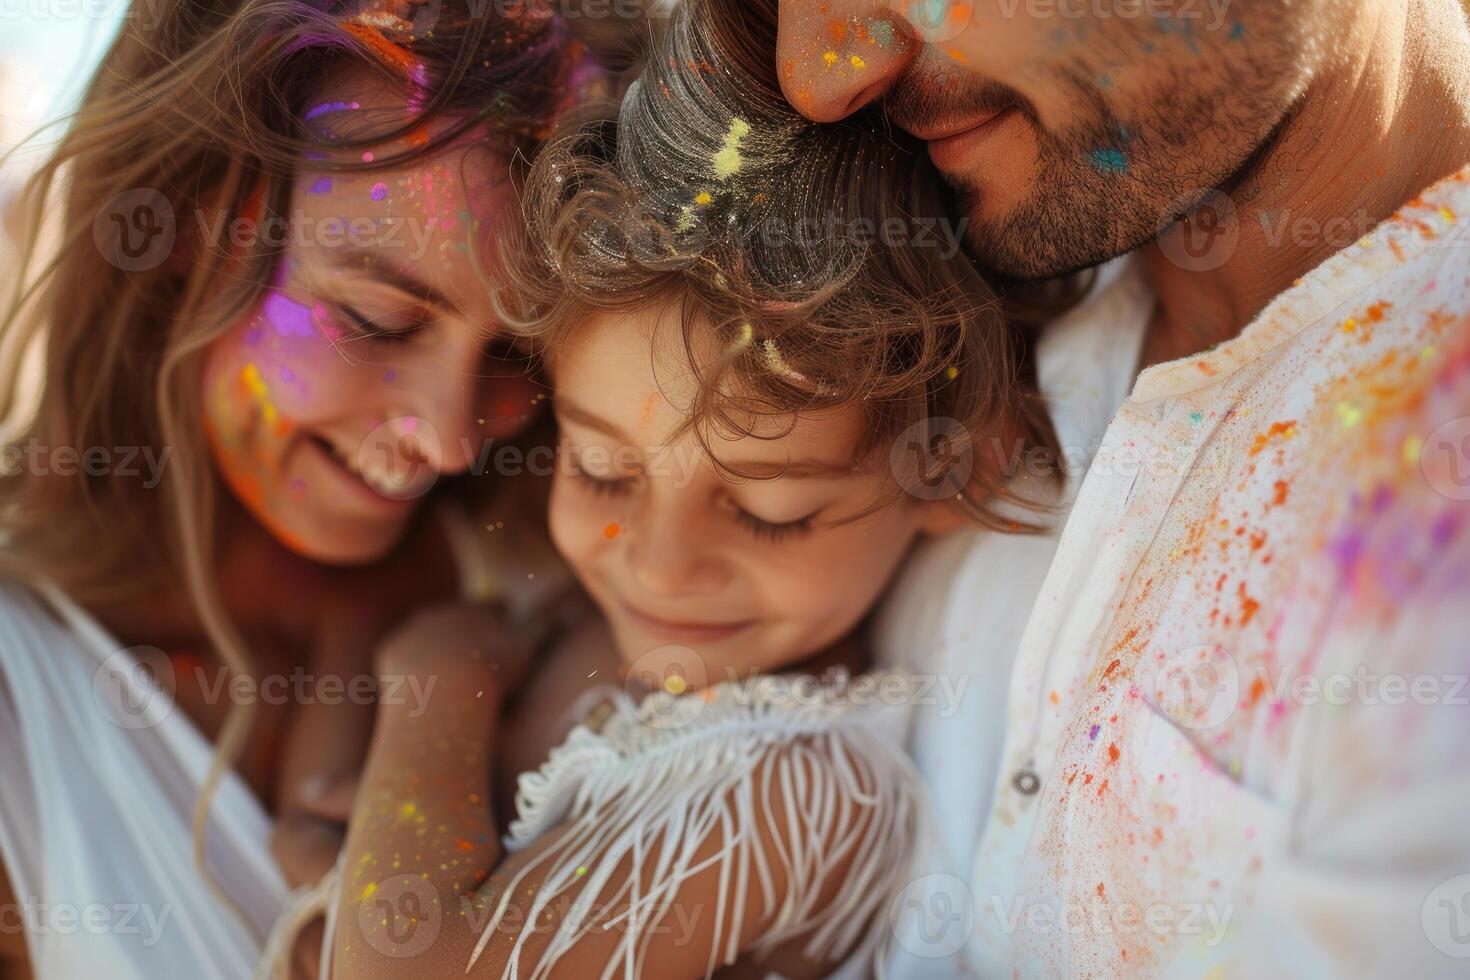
[479,671,927,980]
[0,580,288,978]
[877,167,1470,979]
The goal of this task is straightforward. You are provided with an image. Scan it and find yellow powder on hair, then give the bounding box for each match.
[713,118,751,180]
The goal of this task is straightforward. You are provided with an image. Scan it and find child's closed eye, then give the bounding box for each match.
[732,506,816,543]
[570,462,634,497]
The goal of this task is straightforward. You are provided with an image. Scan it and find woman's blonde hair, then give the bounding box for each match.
[0,0,568,926]
[506,0,1065,528]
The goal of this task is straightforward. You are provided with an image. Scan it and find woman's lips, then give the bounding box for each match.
[303,435,420,515]
[620,601,755,642]
[919,107,1021,174]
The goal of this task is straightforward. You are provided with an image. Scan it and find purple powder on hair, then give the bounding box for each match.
[304,100,361,122]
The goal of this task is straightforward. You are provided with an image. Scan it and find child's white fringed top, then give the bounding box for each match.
[474,671,927,979]
[267,668,928,980]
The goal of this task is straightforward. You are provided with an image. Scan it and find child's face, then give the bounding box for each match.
[203,77,537,565]
[548,308,955,686]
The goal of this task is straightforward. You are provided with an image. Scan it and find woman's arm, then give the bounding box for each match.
[331,619,889,980]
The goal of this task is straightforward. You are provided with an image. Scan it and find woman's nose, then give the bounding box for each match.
[394,341,505,477]
[776,1,918,122]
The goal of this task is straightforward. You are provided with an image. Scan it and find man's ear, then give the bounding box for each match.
[916,499,969,538]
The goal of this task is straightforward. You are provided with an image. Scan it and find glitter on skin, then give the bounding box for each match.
[371,181,390,202]
[850,54,868,71]
[823,50,839,68]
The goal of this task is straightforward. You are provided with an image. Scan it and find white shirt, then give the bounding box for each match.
[877,167,1470,979]
[0,580,287,978]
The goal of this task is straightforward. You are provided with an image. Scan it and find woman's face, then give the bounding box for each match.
[203,84,537,565]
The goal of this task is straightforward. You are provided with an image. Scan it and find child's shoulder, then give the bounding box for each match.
[502,665,927,974]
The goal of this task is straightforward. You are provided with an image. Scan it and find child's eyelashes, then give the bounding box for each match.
[733,507,816,543]
[568,453,819,543]
[569,462,634,497]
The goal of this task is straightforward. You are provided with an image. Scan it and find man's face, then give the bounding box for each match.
[775,0,1318,278]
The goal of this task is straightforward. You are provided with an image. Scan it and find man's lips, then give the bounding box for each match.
[898,107,1012,143]
[916,107,1023,174]
[620,601,755,642]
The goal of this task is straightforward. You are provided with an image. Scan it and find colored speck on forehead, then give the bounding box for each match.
[1088,147,1128,173]
[1230,21,1246,40]
[869,19,895,47]
[823,49,839,68]
[370,181,389,202]
[850,54,868,71]
[603,523,621,540]
[1189,411,1204,425]
[309,176,333,195]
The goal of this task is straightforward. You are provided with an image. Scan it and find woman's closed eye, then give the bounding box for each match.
[334,303,426,345]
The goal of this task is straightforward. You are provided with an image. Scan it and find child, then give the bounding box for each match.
[308,0,1062,977]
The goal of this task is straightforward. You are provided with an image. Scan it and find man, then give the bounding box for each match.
[771,1,1470,977]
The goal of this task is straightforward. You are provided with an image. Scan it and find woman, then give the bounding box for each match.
[0,2,577,977]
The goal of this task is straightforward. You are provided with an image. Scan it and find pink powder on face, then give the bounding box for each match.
[371,182,390,202]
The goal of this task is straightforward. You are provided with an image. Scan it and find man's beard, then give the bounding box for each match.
[888,53,1294,281]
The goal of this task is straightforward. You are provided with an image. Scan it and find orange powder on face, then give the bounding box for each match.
[638,391,659,430]
[603,523,621,540]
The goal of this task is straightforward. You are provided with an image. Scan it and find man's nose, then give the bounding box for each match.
[776,1,917,122]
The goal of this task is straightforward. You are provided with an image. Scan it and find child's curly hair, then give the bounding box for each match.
[504,0,1064,530]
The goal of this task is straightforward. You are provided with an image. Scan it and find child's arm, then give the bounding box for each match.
[330,616,905,980]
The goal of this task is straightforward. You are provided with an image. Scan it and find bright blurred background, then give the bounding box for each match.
[1,9,127,228]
